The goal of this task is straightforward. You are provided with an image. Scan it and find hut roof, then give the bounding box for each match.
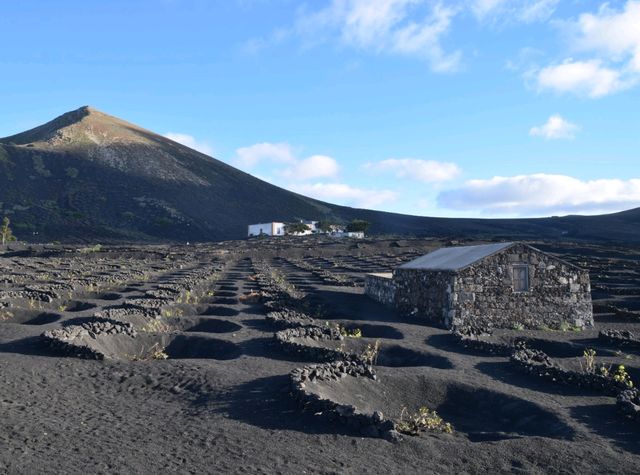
[399,242,515,271]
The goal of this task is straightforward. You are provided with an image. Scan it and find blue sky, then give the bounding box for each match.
[1,0,639,218]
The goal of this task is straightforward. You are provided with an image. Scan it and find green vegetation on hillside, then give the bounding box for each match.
[347,219,370,233]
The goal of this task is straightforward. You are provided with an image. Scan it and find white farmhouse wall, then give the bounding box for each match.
[248,222,286,237]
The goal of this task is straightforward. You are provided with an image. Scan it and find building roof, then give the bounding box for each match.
[399,242,515,271]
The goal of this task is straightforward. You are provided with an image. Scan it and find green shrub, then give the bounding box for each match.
[396,406,453,435]
[284,222,310,234]
[32,156,51,177]
[1,217,17,245]
[65,167,79,178]
[613,365,634,388]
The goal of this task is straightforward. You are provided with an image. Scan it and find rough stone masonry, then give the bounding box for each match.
[366,242,593,330]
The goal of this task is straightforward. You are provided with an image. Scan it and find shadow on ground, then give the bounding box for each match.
[570,404,640,455]
[214,374,357,436]
[0,335,61,357]
[476,361,603,397]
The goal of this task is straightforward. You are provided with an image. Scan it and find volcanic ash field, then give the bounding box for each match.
[1,236,640,474]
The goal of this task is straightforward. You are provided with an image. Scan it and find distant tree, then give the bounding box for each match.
[1,217,16,245]
[284,222,311,235]
[317,220,340,233]
[346,219,370,233]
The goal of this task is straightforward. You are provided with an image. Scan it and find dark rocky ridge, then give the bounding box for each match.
[1,106,640,243]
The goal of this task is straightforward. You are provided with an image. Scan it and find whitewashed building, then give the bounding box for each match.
[289,220,318,235]
[247,222,285,237]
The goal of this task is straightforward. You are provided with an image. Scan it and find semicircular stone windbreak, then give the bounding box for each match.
[265,309,316,329]
[0,308,62,325]
[42,318,139,360]
[292,367,575,442]
[617,389,640,424]
[600,329,640,351]
[510,347,635,396]
[521,337,618,358]
[275,325,352,362]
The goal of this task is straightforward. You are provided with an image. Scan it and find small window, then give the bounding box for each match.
[513,265,530,292]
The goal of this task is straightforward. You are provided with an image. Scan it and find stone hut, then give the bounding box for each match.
[365,242,593,330]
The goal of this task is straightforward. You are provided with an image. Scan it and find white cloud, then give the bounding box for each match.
[234,142,296,168]
[535,59,627,98]
[290,182,398,209]
[534,2,640,98]
[437,174,640,216]
[280,154,340,180]
[574,1,640,72]
[234,142,339,181]
[517,0,559,23]
[529,114,579,140]
[365,158,460,182]
[471,0,506,19]
[471,0,559,24]
[164,133,214,156]
[296,0,461,72]
[233,142,396,209]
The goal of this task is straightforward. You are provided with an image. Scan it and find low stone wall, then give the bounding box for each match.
[452,328,515,356]
[289,361,400,440]
[275,325,350,362]
[42,319,137,360]
[393,269,453,325]
[95,306,160,321]
[364,273,395,306]
[123,297,169,310]
[0,287,60,302]
[600,329,640,350]
[617,389,640,422]
[511,347,629,396]
[266,309,315,329]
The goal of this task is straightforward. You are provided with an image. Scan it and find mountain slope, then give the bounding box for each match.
[0,106,339,241]
[0,106,638,244]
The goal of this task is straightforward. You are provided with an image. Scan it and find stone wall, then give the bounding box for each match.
[599,329,640,350]
[617,389,640,423]
[511,347,630,396]
[364,273,395,306]
[451,244,592,330]
[42,318,137,360]
[289,361,400,440]
[393,269,454,325]
[274,325,349,362]
[390,243,593,330]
